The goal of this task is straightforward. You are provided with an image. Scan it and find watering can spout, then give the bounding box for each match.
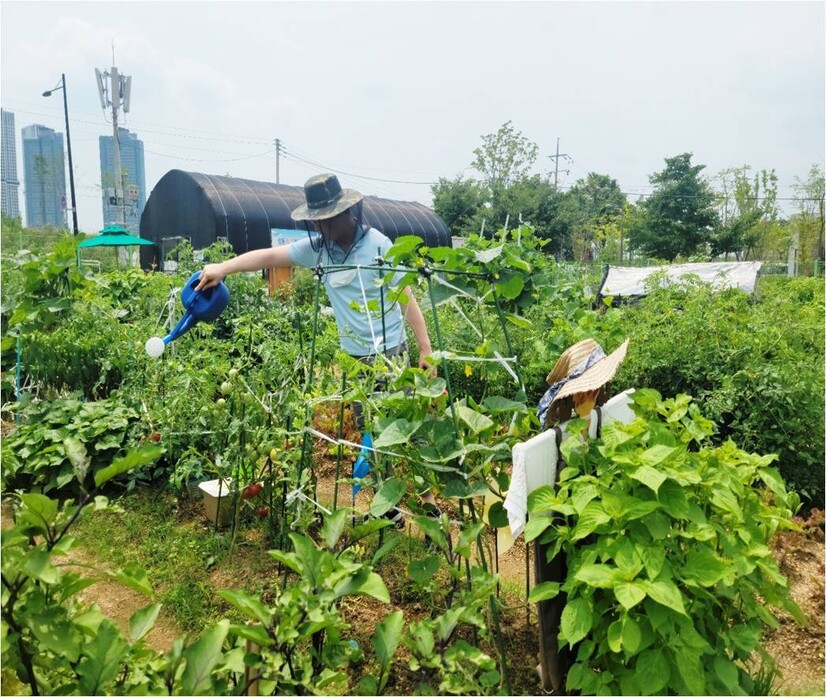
[163,312,198,344]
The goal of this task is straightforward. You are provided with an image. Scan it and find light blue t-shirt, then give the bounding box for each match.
[288,226,406,356]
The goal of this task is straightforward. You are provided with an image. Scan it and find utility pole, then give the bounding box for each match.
[95,62,132,227]
[547,137,571,191]
[274,138,282,184]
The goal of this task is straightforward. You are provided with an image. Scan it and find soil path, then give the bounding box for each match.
[56,547,181,653]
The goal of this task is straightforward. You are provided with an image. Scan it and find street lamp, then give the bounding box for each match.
[42,73,78,235]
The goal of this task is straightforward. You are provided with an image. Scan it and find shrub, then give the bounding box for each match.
[614,277,824,507]
[527,390,804,695]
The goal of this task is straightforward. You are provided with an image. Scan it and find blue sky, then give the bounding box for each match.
[2,1,823,233]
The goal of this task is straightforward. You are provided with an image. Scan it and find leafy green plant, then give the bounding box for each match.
[403,568,502,695]
[615,276,825,507]
[1,451,171,696]
[2,396,155,494]
[220,507,392,694]
[526,389,804,695]
[358,610,404,695]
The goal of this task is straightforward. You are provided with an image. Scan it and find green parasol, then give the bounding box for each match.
[78,224,155,248]
[77,225,155,269]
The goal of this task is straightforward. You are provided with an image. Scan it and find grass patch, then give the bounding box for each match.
[72,486,280,631]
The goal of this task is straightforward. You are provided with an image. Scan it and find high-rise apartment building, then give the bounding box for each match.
[1,109,21,220]
[21,124,67,229]
[99,127,146,231]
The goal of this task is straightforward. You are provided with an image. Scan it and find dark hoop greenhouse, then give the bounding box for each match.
[139,170,451,269]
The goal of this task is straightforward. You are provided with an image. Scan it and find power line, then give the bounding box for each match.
[281,144,436,185]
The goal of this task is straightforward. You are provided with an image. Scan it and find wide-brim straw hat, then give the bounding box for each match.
[546,338,629,405]
[291,173,364,222]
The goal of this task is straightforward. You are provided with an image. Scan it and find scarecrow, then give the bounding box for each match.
[533,338,629,692]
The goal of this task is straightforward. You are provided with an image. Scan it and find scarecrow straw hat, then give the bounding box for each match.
[546,338,630,406]
[291,173,364,222]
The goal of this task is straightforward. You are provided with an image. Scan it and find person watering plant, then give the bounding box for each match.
[196,173,440,525]
[532,337,629,692]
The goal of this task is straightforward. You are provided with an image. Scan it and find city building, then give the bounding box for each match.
[99,127,146,231]
[21,124,67,229]
[1,109,21,220]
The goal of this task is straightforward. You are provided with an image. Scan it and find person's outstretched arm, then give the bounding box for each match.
[195,246,294,290]
[403,287,434,371]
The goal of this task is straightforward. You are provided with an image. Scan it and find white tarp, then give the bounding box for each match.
[599,261,763,298]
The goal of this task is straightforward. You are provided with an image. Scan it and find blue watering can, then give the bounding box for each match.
[163,271,230,345]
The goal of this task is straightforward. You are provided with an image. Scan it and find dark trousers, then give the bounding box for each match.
[535,537,569,693]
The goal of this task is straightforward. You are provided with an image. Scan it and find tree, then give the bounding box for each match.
[435,123,561,242]
[431,176,485,235]
[628,153,719,261]
[471,121,538,191]
[792,164,825,267]
[712,166,778,260]
[558,174,627,261]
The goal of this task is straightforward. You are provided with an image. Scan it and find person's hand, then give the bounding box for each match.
[195,263,226,291]
[418,349,436,377]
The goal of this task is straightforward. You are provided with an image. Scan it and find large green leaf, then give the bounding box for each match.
[370,478,406,517]
[94,444,163,487]
[18,493,58,535]
[217,589,271,626]
[656,479,690,519]
[643,580,687,616]
[456,404,494,434]
[614,581,647,610]
[560,597,592,646]
[495,273,525,300]
[267,549,302,574]
[372,610,404,669]
[322,508,350,550]
[574,564,619,589]
[635,648,670,694]
[474,245,503,264]
[486,501,509,528]
[630,465,667,493]
[481,395,527,413]
[713,655,740,692]
[413,374,448,398]
[350,518,394,543]
[373,419,420,448]
[27,606,82,662]
[622,616,642,654]
[76,620,129,695]
[523,515,553,543]
[408,555,440,584]
[443,478,489,499]
[528,581,560,603]
[129,603,162,643]
[22,549,60,584]
[683,547,728,587]
[639,444,678,467]
[674,645,706,694]
[335,569,390,603]
[181,620,229,695]
[64,436,90,483]
[571,502,611,541]
[111,561,153,598]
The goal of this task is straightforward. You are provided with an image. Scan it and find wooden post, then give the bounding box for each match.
[244,637,260,696]
[267,267,293,297]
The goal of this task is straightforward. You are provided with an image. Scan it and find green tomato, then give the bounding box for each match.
[215,398,226,408]
[228,368,239,379]
[220,381,233,396]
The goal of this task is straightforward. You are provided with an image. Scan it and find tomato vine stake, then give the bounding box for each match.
[332,370,347,511]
